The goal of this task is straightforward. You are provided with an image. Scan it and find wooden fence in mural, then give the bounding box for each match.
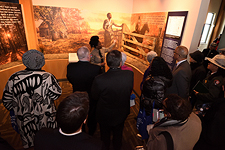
[120,24,156,65]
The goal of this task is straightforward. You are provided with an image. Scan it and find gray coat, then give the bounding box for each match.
[166,60,192,100]
[147,113,201,150]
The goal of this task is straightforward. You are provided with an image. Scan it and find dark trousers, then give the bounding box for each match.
[87,105,97,135]
[99,122,124,150]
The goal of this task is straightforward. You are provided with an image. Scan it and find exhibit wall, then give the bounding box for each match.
[33,5,131,54]
[133,0,210,54]
[0,2,28,66]
[198,0,222,51]
[0,0,211,98]
[129,12,167,55]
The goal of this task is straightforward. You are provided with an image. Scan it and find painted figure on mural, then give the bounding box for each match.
[103,13,122,47]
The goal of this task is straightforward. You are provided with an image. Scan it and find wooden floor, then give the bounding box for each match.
[0,81,143,150]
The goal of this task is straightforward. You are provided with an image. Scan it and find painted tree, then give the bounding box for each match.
[33,6,66,41]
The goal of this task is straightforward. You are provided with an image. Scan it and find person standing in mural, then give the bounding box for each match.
[103,13,122,47]
[2,50,62,148]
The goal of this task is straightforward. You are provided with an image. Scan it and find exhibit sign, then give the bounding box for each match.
[161,11,188,70]
[0,1,28,66]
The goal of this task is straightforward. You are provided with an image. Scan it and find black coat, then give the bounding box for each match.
[34,128,103,150]
[190,63,207,91]
[91,68,133,126]
[194,98,225,150]
[67,61,101,94]
[141,75,171,115]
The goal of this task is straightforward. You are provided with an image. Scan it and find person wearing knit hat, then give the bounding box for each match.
[22,49,45,70]
[2,49,62,148]
[194,54,225,106]
[189,50,207,108]
[190,50,204,64]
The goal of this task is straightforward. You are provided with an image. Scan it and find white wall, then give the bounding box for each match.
[132,0,210,54]
[198,0,222,51]
[32,0,134,13]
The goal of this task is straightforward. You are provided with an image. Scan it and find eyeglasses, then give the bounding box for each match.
[174,51,179,55]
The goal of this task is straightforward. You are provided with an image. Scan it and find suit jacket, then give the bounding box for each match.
[91,68,134,126]
[34,128,103,150]
[166,60,192,99]
[67,61,101,94]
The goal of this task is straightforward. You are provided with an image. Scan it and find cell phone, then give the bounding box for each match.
[157,109,164,120]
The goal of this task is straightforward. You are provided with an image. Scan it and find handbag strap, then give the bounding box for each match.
[98,49,104,63]
[158,131,174,150]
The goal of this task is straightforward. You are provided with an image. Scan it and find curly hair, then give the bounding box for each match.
[89,36,99,48]
[163,94,192,121]
[150,56,173,80]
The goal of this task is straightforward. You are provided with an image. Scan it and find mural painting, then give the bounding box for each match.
[0,2,28,66]
[0,3,168,73]
[33,5,130,54]
[122,12,167,71]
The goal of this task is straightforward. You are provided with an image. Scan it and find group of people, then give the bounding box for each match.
[1,33,225,150]
[138,44,225,150]
[1,34,133,150]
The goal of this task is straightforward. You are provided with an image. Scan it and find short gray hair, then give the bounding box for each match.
[176,46,188,59]
[77,46,90,60]
[121,52,127,66]
[146,51,157,63]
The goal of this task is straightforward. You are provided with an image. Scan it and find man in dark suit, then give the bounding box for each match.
[67,46,101,135]
[166,46,192,100]
[34,92,103,150]
[91,50,134,150]
[67,46,101,94]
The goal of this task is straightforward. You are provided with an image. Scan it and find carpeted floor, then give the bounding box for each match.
[0,81,143,150]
